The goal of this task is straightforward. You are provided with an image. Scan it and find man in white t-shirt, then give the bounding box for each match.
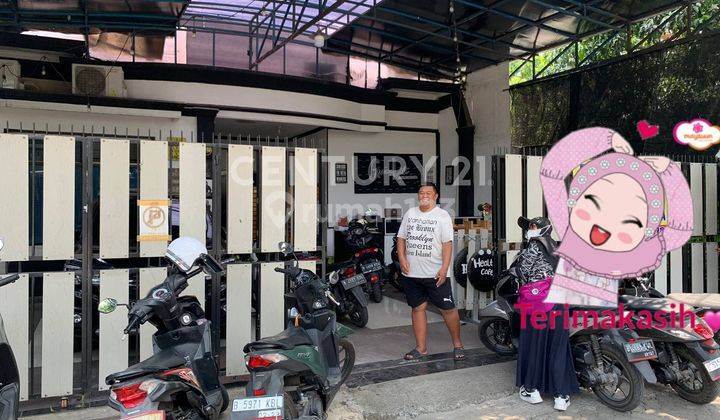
[397,183,465,361]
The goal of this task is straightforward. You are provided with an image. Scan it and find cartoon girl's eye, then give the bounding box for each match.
[584,194,601,210]
[622,217,643,228]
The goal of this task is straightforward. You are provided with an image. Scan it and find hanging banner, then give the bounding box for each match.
[138,199,171,242]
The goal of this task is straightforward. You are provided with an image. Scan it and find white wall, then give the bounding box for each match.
[327,129,438,227]
[385,110,438,130]
[438,107,459,215]
[0,102,196,140]
[465,62,512,210]
[126,80,386,132]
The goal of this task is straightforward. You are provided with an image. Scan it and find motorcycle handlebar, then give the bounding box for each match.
[0,274,19,288]
[274,266,298,275]
[124,314,142,334]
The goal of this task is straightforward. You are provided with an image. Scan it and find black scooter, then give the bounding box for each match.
[619,277,720,404]
[0,244,20,420]
[100,237,230,419]
[326,261,370,328]
[342,216,385,303]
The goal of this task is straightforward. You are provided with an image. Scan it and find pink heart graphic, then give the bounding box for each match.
[637,120,660,140]
[702,311,720,332]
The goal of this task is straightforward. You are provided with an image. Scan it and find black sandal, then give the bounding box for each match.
[454,347,466,361]
[404,348,427,360]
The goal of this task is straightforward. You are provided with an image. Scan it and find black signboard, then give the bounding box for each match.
[467,249,497,292]
[354,153,423,194]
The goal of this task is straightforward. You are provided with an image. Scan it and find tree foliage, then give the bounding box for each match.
[509,1,720,156]
[510,0,720,85]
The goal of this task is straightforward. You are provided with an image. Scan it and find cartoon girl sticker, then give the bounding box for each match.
[540,127,693,307]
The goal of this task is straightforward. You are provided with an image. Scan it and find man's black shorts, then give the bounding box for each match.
[402,275,456,310]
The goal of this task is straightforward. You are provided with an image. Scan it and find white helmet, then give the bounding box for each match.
[166,237,208,273]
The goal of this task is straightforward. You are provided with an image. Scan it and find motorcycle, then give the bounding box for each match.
[619,277,720,404]
[239,242,355,420]
[621,275,720,343]
[478,267,656,412]
[326,261,370,328]
[100,237,230,419]
[343,215,385,303]
[0,239,21,420]
[67,257,230,351]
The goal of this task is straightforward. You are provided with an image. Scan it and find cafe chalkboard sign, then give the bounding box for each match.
[467,249,497,292]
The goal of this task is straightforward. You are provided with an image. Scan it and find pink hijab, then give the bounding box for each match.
[555,152,667,279]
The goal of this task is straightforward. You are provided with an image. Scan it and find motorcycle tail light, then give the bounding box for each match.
[161,367,200,388]
[111,382,147,409]
[344,266,356,277]
[355,248,378,258]
[701,338,719,354]
[139,379,162,395]
[246,354,288,369]
[370,274,379,283]
[693,320,715,340]
[253,389,266,396]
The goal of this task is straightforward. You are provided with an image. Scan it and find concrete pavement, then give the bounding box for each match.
[25,361,720,419]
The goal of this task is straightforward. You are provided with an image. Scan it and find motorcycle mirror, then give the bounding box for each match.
[98,298,118,314]
[278,242,294,256]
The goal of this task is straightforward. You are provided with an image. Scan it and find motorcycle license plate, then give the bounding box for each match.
[341,274,367,290]
[361,261,382,274]
[703,356,720,381]
[126,411,165,420]
[623,339,657,362]
[231,396,283,420]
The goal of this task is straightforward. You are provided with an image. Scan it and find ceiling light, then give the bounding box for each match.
[314,32,326,48]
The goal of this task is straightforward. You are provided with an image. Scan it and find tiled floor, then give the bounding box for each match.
[364,296,444,330]
[350,295,484,365]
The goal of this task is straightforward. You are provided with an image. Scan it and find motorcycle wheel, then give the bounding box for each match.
[348,306,369,328]
[670,345,720,404]
[590,342,644,412]
[283,391,299,419]
[371,281,383,303]
[166,408,203,420]
[339,338,356,386]
[220,385,229,413]
[477,317,516,355]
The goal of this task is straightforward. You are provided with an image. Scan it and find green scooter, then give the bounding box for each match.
[232,242,355,420]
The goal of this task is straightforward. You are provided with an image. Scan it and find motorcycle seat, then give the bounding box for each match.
[619,296,677,312]
[105,348,187,385]
[327,261,355,273]
[243,327,313,353]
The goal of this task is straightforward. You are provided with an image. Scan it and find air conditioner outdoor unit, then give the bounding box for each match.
[72,64,127,97]
[0,59,21,89]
